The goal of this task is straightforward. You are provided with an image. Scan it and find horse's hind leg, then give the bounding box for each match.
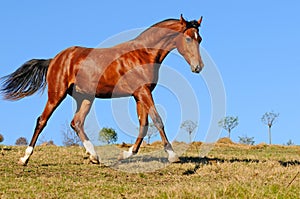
[18,91,67,166]
[70,94,99,164]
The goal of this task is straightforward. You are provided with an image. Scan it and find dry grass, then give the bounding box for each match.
[216,137,235,145]
[0,143,299,198]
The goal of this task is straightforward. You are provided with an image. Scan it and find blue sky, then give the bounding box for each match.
[0,1,300,146]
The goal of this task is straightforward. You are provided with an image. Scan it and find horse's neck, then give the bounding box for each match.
[133,27,180,63]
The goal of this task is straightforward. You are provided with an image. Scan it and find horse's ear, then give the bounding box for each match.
[180,14,187,26]
[198,16,203,26]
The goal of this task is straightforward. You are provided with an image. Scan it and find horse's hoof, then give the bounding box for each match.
[118,150,134,160]
[89,155,100,164]
[168,155,181,163]
[18,158,28,166]
[118,146,134,160]
[166,150,180,163]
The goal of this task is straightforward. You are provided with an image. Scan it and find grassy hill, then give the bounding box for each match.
[0,141,299,198]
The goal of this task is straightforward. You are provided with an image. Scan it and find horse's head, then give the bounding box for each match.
[176,15,204,73]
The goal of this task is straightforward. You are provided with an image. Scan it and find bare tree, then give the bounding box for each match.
[181,120,197,143]
[238,135,255,145]
[146,123,158,144]
[261,111,279,144]
[218,116,239,139]
[62,121,81,146]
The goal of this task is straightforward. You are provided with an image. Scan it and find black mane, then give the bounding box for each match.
[186,20,200,30]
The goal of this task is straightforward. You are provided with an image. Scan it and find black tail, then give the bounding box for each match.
[0,59,51,100]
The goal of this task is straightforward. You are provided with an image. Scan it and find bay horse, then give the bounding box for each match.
[0,15,204,166]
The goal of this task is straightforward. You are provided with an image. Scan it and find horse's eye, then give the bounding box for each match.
[185,37,192,43]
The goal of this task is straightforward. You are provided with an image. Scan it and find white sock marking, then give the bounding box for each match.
[122,146,134,159]
[166,149,177,159]
[20,146,33,164]
[83,140,97,157]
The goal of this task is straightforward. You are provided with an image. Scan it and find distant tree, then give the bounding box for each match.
[0,134,4,143]
[38,135,56,146]
[238,135,255,145]
[181,120,197,143]
[15,137,28,146]
[40,140,55,146]
[261,111,279,145]
[218,116,239,139]
[99,127,118,144]
[146,123,158,144]
[285,139,294,146]
[62,121,81,146]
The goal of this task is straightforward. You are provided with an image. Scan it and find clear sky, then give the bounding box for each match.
[0,1,299,146]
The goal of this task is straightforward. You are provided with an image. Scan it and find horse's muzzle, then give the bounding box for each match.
[192,63,204,73]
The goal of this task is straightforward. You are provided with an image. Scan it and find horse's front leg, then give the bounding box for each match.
[119,100,148,160]
[120,88,180,163]
[146,95,180,163]
[148,105,180,163]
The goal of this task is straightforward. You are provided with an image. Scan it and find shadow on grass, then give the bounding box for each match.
[112,155,169,165]
[181,156,300,175]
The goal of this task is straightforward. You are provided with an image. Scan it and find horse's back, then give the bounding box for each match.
[45,43,157,97]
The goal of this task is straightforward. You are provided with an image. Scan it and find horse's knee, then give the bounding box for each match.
[70,118,89,142]
[70,119,82,132]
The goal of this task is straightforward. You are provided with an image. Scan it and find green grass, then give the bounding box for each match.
[0,143,299,198]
